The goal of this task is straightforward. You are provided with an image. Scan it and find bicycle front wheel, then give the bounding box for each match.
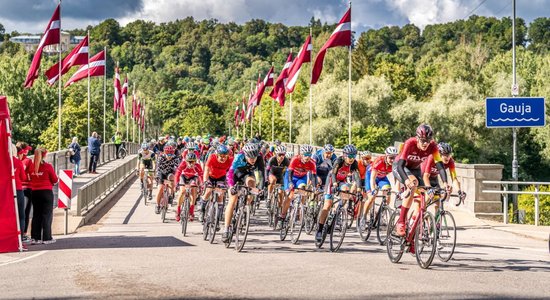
[290,203,304,244]
[376,205,391,245]
[357,201,374,242]
[142,176,148,206]
[235,204,251,252]
[436,211,457,262]
[329,208,348,252]
[181,198,190,236]
[209,202,221,244]
[202,201,214,241]
[415,211,437,269]
[386,208,404,263]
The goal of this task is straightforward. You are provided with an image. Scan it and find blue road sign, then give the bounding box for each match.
[486,97,546,128]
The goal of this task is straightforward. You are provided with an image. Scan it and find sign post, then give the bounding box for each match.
[58,170,73,235]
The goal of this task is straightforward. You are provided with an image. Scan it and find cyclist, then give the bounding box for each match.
[357,150,372,185]
[313,144,336,190]
[267,145,290,211]
[316,144,361,242]
[392,124,450,236]
[174,152,203,222]
[264,145,275,163]
[361,146,398,219]
[137,143,155,199]
[155,141,181,214]
[281,144,317,226]
[202,144,234,221]
[222,143,265,243]
[421,142,465,207]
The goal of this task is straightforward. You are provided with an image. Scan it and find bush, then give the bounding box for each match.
[510,185,550,225]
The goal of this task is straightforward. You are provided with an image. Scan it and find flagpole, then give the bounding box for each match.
[103,46,107,140]
[87,31,90,139]
[126,77,129,142]
[250,81,253,139]
[348,1,352,144]
[116,61,119,133]
[309,27,313,145]
[57,0,62,151]
[289,93,293,144]
[132,83,135,143]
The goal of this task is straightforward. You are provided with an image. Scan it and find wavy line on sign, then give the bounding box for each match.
[491,118,540,122]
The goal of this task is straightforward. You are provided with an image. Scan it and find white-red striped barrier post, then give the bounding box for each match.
[58,170,73,235]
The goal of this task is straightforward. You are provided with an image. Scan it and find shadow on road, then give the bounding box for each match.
[431,257,550,273]
[28,235,194,251]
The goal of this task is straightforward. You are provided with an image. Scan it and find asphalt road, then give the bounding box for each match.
[2,178,549,299]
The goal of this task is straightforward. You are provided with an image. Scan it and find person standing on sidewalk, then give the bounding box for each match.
[68,137,81,176]
[11,144,27,246]
[16,142,33,242]
[28,147,58,244]
[113,131,122,159]
[88,132,101,174]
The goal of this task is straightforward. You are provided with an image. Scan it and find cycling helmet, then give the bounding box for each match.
[385,146,398,157]
[185,152,197,162]
[184,136,190,142]
[274,140,281,146]
[216,144,229,155]
[323,144,335,152]
[166,140,177,148]
[286,151,294,159]
[360,150,372,158]
[269,145,275,152]
[243,143,259,158]
[202,137,209,144]
[227,139,235,146]
[416,124,434,139]
[186,142,197,150]
[343,144,357,156]
[164,145,175,155]
[150,139,156,144]
[275,145,286,154]
[438,142,453,155]
[141,143,148,150]
[300,144,313,155]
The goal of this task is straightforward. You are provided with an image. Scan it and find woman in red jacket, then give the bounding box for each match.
[28,147,58,244]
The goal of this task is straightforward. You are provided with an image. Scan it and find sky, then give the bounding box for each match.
[0,0,549,35]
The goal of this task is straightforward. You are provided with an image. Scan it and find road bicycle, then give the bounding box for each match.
[284,187,315,244]
[430,191,465,262]
[224,185,258,252]
[140,168,154,206]
[117,142,127,159]
[179,184,198,236]
[160,179,175,223]
[304,190,324,235]
[267,184,283,229]
[357,189,400,245]
[202,182,227,243]
[386,186,445,269]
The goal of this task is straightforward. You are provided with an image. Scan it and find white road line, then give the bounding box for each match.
[0,251,47,267]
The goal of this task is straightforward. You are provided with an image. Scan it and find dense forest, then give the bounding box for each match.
[2,15,550,180]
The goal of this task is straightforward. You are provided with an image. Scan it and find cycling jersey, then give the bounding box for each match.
[205,153,233,179]
[422,155,457,180]
[314,150,336,179]
[371,156,392,178]
[357,159,371,180]
[267,156,289,178]
[288,156,316,178]
[175,161,203,184]
[331,157,359,183]
[228,152,265,187]
[396,137,441,169]
[156,154,180,179]
[138,149,154,160]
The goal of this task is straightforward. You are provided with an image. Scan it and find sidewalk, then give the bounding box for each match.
[51,156,137,235]
[448,205,550,241]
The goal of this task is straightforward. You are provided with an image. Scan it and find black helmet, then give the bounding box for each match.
[438,142,453,155]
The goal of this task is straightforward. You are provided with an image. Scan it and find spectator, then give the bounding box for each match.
[16,142,33,242]
[113,131,123,159]
[28,147,58,244]
[11,144,27,248]
[88,132,101,174]
[68,137,81,176]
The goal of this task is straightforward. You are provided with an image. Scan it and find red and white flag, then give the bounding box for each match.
[240,100,246,125]
[252,67,274,106]
[234,102,240,127]
[45,35,88,85]
[285,35,312,93]
[24,4,61,88]
[131,93,136,121]
[64,51,105,87]
[270,52,293,106]
[120,76,128,116]
[311,8,351,84]
[135,98,141,121]
[113,66,122,112]
[140,102,145,131]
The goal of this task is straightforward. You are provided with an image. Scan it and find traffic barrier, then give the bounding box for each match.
[57,169,73,235]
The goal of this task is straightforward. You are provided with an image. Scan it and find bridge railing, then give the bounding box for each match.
[76,156,138,216]
[482,180,549,226]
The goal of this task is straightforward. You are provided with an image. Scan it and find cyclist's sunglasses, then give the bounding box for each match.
[302,153,312,157]
[217,154,229,159]
[417,137,431,144]
[277,153,285,157]
[346,154,356,159]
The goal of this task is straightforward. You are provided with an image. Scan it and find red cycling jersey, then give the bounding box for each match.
[206,153,233,179]
[175,161,203,183]
[288,156,316,178]
[396,137,442,169]
[335,163,352,182]
[371,156,392,178]
[421,155,457,179]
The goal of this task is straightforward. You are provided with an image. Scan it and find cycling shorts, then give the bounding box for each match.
[207,176,226,187]
[364,171,391,192]
[392,165,422,185]
[180,176,198,186]
[428,176,440,189]
[227,169,254,187]
[284,171,308,191]
[324,181,351,200]
[140,160,153,170]
[269,173,284,185]
[159,173,174,183]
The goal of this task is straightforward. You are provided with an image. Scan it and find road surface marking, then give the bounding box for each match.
[0,251,47,267]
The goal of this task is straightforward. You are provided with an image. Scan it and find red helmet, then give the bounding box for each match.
[416,124,433,139]
[164,145,175,155]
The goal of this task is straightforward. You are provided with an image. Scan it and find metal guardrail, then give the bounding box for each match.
[76,156,138,216]
[482,180,550,226]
